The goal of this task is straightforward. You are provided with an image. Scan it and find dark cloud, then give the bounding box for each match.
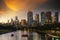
[36,0,60,10]
[0,0,3,9]
[48,0,60,9]
[0,0,60,11]
[0,0,7,11]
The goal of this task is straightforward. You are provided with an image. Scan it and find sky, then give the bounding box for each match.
[0,0,60,23]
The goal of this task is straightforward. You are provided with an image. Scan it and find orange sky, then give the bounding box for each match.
[0,0,48,23]
[4,0,48,11]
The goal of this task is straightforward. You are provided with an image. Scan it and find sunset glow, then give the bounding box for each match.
[0,0,59,23]
[0,11,17,23]
[4,0,48,11]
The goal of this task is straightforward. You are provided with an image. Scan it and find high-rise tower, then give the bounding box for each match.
[35,14,39,24]
[21,19,27,26]
[55,12,59,23]
[15,16,19,26]
[41,12,45,25]
[27,11,33,26]
[45,11,52,24]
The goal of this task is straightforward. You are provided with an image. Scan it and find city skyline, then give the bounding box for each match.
[0,0,60,40]
[0,0,60,23]
[0,11,60,23]
[0,11,59,24]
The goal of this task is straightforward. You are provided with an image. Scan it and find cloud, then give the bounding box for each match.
[3,0,48,11]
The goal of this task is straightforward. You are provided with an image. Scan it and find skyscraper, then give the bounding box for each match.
[55,12,59,23]
[15,16,18,20]
[52,16,56,24]
[27,11,33,40]
[11,18,14,25]
[45,11,52,24]
[31,20,37,27]
[7,20,9,25]
[15,16,19,25]
[41,12,45,25]
[21,19,27,26]
[35,14,39,24]
[27,11,33,26]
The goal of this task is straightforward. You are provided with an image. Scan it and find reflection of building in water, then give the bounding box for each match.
[0,30,60,40]
[33,32,39,40]
[28,29,33,40]
[22,28,28,40]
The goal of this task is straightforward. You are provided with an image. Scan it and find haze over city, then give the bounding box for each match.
[0,0,60,23]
